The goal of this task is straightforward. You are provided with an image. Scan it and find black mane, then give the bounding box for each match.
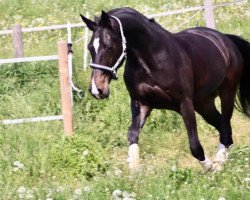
[108,7,171,36]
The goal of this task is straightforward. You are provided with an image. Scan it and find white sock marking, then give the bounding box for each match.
[93,38,100,54]
[214,143,228,163]
[199,156,212,171]
[128,144,139,170]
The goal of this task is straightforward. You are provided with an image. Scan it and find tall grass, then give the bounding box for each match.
[0,0,249,199]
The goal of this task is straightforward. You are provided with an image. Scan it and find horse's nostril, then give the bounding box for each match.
[98,89,103,95]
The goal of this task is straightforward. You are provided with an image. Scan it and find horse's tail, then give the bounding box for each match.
[226,34,250,117]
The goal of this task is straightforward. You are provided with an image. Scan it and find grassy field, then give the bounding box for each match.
[0,0,250,199]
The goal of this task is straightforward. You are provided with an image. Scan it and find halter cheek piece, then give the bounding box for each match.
[90,15,127,80]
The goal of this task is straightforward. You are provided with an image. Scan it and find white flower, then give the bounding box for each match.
[122,191,131,198]
[25,193,34,199]
[19,193,25,199]
[218,197,226,200]
[46,188,52,198]
[112,189,122,197]
[56,186,64,193]
[171,165,177,172]
[14,161,21,166]
[130,192,136,198]
[45,198,53,200]
[13,161,24,170]
[13,167,19,172]
[18,163,24,169]
[113,198,122,200]
[82,150,89,156]
[17,186,26,194]
[74,188,82,196]
[244,177,250,182]
[84,186,91,192]
[112,190,136,199]
[114,169,123,177]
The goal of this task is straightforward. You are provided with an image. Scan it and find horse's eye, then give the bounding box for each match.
[107,45,112,51]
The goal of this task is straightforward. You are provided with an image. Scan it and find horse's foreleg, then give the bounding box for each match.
[212,143,230,171]
[180,98,213,171]
[127,100,152,170]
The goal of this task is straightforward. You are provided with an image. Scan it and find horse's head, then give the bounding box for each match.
[80,11,126,99]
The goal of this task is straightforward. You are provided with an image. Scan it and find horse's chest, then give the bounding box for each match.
[125,80,176,109]
[124,61,181,109]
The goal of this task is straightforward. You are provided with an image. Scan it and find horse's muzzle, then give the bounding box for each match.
[89,86,109,99]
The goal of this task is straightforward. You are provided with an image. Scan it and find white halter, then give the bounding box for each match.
[90,15,127,79]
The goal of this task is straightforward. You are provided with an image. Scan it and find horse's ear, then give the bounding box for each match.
[100,10,112,29]
[80,14,97,31]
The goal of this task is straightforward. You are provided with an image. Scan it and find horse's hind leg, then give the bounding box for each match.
[195,95,232,171]
[213,84,237,165]
[218,84,235,147]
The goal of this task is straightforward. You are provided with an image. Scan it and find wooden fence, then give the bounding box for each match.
[0,41,73,136]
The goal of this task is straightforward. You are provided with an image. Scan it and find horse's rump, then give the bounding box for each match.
[176,27,243,101]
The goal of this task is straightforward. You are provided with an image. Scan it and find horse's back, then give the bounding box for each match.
[175,27,243,100]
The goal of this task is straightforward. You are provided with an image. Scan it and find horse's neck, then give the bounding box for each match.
[113,8,173,48]
[122,19,172,68]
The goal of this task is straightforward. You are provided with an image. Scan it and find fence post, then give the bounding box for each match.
[57,40,73,136]
[12,24,24,57]
[203,0,216,29]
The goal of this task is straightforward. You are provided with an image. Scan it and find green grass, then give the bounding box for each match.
[0,0,250,199]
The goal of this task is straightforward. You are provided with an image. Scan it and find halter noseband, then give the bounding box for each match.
[90,15,127,80]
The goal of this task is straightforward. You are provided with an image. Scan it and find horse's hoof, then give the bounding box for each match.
[214,150,228,163]
[211,161,224,172]
[199,158,224,172]
[127,144,140,171]
[199,157,213,171]
[209,143,229,172]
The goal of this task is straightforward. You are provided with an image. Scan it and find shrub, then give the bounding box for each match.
[49,133,110,180]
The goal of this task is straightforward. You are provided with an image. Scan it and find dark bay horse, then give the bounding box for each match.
[80,7,250,171]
